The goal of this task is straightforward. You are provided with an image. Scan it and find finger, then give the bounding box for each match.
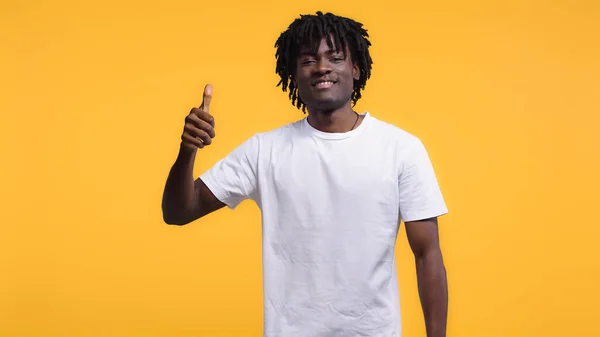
[184,125,212,145]
[181,133,204,149]
[197,109,214,128]
[200,84,212,112]
[186,112,215,138]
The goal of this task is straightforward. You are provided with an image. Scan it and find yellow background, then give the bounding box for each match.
[2,0,599,336]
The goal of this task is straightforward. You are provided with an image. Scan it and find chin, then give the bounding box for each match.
[318,98,351,111]
[299,88,351,112]
[307,102,337,112]
[304,95,342,109]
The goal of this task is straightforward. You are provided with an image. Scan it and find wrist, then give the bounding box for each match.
[177,143,197,162]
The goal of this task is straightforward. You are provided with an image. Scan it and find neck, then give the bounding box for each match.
[306,103,361,133]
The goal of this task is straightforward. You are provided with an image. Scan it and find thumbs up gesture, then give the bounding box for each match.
[181,84,216,152]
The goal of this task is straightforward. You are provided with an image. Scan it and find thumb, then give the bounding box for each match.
[200,84,212,111]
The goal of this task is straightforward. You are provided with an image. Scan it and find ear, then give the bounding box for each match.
[352,62,360,81]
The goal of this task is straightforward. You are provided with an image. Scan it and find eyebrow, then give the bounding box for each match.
[299,48,345,57]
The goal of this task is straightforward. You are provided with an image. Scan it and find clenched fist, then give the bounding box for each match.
[181,84,216,152]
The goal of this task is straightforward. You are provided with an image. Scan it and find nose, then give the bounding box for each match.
[315,58,333,74]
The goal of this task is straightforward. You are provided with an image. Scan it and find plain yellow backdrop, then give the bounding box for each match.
[1,0,599,336]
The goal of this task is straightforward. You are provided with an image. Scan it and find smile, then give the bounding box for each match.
[313,81,336,89]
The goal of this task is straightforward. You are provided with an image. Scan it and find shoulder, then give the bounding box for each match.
[366,113,425,152]
[249,118,304,144]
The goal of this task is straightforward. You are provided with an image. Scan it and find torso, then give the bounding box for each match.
[256,112,404,336]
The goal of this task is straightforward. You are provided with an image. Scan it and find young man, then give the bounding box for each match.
[162,11,448,337]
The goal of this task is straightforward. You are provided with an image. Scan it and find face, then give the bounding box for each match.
[294,35,360,112]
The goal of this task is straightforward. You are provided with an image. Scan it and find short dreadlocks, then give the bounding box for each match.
[274,11,373,112]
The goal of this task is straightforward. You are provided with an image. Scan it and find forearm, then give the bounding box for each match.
[415,249,448,337]
[162,146,198,224]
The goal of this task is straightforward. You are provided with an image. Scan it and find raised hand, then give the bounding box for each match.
[181,84,216,152]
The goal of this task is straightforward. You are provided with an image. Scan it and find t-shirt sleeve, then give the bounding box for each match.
[398,138,448,222]
[199,134,260,210]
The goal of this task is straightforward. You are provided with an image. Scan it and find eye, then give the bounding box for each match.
[331,56,345,63]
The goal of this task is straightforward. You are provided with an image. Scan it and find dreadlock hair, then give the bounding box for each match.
[274,11,373,113]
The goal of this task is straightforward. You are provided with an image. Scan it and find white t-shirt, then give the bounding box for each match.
[200,112,448,337]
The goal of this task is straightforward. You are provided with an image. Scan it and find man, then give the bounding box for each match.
[162,11,448,337]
